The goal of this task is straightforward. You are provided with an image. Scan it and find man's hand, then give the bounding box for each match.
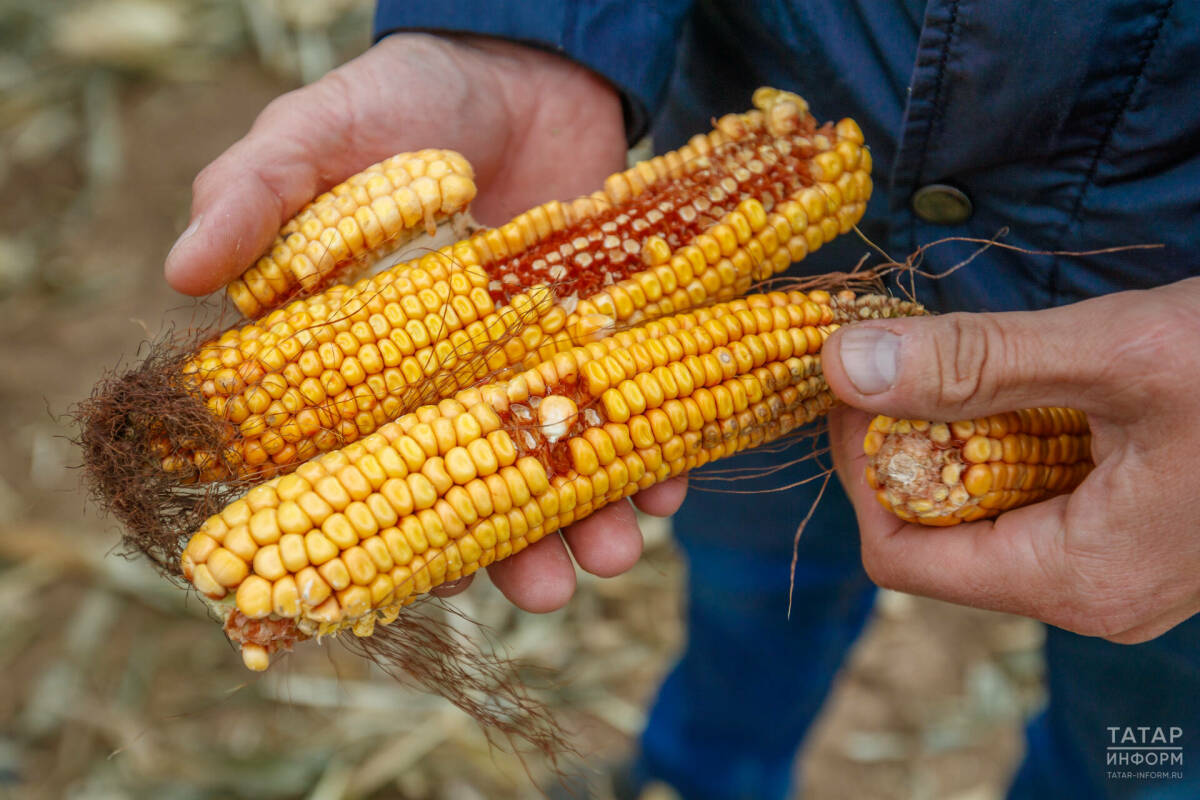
[165,33,678,611]
[164,33,627,294]
[822,277,1200,643]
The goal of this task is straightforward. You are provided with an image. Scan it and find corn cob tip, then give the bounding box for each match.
[219,601,308,668]
[72,336,243,573]
[751,87,811,135]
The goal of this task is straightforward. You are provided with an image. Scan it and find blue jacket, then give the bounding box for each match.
[376,1,1198,313]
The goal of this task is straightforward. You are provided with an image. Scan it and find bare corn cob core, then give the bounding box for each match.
[159,89,872,484]
[226,148,478,317]
[179,290,921,671]
[865,409,1093,526]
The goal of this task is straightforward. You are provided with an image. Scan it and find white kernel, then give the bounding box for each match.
[539,395,579,443]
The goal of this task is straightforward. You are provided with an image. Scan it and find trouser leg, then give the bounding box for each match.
[635,445,874,800]
[1008,617,1200,799]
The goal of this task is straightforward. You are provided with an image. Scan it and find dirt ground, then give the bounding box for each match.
[0,3,1046,798]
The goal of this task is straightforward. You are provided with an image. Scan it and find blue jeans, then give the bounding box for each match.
[634,441,1200,799]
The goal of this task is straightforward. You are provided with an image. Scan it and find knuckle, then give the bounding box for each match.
[1103,628,1155,645]
[930,314,1004,411]
[1067,611,1133,640]
[1056,583,1145,639]
[1081,291,1200,414]
[1115,303,1199,397]
[191,160,219,195]
[254,88,304,128]
[315,71,361,136]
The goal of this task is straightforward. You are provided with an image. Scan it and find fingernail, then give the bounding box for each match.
[167,215,202,262]
[838,327,900,394]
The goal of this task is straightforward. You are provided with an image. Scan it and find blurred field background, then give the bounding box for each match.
[0,2,1048,798]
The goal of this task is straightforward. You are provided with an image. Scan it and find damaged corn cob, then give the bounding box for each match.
[159,88,874,485]
[864,409,1093,526]
[227,88,871,320]
[181,289,922,671]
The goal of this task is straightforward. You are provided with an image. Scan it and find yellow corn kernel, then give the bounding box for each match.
[235,575,274,619]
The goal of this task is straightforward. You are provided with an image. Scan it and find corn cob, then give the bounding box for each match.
[226,148,479,317]
[226,88,870,322]
[158,88,873,486]
[864,409,1093,526]
[179,289,920,671]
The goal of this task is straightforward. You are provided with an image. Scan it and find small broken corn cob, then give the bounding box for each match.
[865,408,1093,525]
[181,289,918,671]
[226,148,478,317]
[163,89,873,483]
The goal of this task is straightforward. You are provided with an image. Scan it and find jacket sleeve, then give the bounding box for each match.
[373,0,695,142]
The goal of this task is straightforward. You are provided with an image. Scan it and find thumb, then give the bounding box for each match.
[822,296,1125,420]
[164,34,491,296]
[163,111,329,296]
[164,78,389,296]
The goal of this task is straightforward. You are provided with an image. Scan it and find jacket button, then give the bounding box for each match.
[911,184,973,224]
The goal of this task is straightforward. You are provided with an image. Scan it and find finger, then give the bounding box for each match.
[486,533,577,613]
[559,476,687,578]
[827,406,876,497]
[562,499,644,578]
[631,475,688,517]
[831,405,1080,621]
[821,293,1148,422]
[857,494,1076,623]
[828,405,907,537]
